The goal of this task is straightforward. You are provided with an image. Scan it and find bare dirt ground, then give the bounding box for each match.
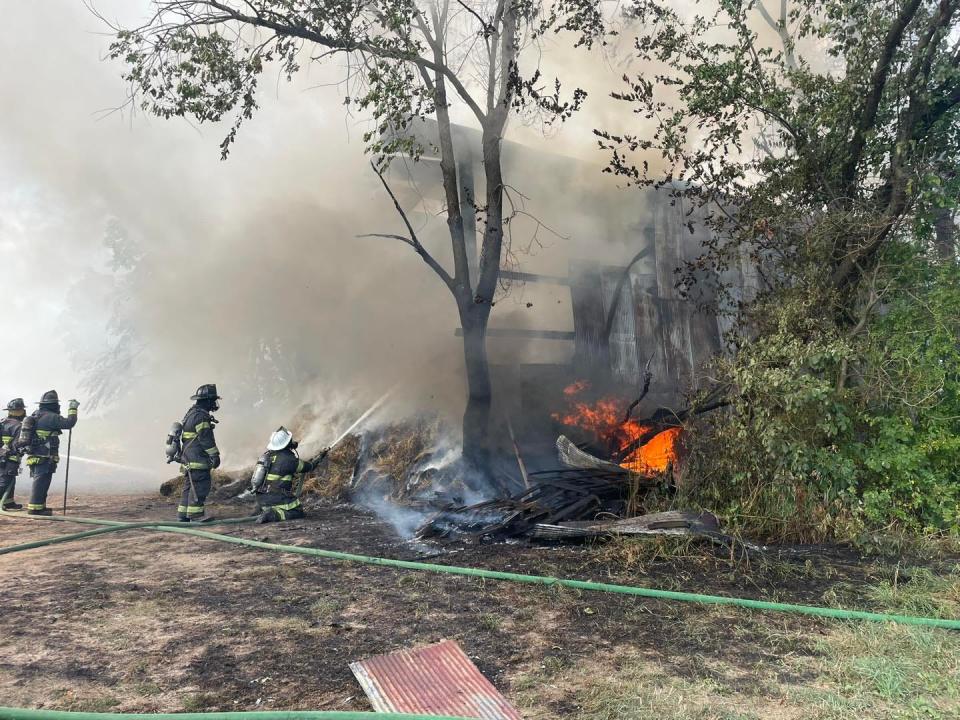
[1,494,958,719]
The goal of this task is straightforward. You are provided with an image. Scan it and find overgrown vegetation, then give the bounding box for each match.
[600,0,960,539]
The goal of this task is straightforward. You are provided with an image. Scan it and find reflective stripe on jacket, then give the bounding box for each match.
[262,448,318,496]
[0,416,22,466]
[180,405,220,471]
[25,407,77,465]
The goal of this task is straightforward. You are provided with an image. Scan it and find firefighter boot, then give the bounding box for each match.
[256,507,279,524]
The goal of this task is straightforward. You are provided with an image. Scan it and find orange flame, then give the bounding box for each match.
[554,381,681,475]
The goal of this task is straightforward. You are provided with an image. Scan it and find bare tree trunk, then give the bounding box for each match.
[414,0,515,477]
[457,122,508,475]
[934,207,957,261]
[460,301,493,475]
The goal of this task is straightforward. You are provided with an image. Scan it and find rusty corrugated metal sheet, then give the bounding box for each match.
[349,639,522,719]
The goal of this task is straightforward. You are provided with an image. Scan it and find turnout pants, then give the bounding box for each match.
[178,468,211,519]
[255,492,304,523]
[0,469,17,506]
[28,462,56,511]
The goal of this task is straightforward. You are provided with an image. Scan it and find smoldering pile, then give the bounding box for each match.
[160,401,723,546]
[161,412,467,512]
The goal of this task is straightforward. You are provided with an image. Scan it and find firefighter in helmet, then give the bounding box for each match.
[23,390,79,515]
[0,398,26,510]
[178,384,222,522]
[250,427,328,524]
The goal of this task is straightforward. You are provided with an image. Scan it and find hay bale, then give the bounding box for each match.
[301,433,362,500]
[158,469,244,498]
[165,414,455,506]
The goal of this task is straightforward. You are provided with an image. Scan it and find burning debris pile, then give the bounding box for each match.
[165,381,705,543]
[413,382,696,542]
[552,380,683,477]
[415,467,636,541]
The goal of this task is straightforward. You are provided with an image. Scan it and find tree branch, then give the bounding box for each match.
[624,354,655,423]
[840,0,924,193]
[756,0,796,70]
[455,0,494,36]
[836,262,884,392]
[190,0,488,123]
[368,162,455,291]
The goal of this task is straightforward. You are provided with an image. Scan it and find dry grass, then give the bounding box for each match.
[514,566,960,720]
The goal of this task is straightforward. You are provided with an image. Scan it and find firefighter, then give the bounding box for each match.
[0,398,26,510]
[24,390,79,516]
[178,384,222,522]
[251,427,328,524]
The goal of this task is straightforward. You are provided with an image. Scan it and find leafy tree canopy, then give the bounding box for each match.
[599,0,960,537]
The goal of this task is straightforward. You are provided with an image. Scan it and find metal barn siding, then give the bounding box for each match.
[350,639,522,719]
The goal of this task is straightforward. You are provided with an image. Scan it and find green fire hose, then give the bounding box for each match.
[2,495,959,630]
[0,710,472,720]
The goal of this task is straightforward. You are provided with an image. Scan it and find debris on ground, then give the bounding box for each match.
[159,416,723,548]
[350,639,521,720]
[531,510,721,540]
[416,467,645,542]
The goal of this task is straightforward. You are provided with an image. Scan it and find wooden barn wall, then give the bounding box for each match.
[570,189,724,406]
[568,260,608,375]
[600,269,641,383]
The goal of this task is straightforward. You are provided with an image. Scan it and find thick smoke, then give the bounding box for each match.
[0,1,796,492]
[0,1,470,489]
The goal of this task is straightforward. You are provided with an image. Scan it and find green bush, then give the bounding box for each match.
[682,250,960,541]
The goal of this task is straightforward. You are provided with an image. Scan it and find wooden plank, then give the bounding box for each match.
[601,267,640,383]
[455,327,575,340]
[499,269,572,285]
[653,190,685,301]
[631,277,672,392]
[569,259,609,373]
[656,298,693,388]
[687,306,722,388]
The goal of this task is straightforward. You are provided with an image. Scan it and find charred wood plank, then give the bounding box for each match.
[454,327,575,340]
[499,270,572,285]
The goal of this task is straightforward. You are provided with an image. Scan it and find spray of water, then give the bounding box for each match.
[327,390,394,450]
[69,456,156,476]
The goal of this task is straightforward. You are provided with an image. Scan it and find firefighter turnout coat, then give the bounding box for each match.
[25,407,78,469]
[180,405,220,472]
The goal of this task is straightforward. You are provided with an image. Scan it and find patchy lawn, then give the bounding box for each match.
[0,495,957,718]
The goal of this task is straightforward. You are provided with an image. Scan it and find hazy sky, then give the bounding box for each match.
[0,1,450,484]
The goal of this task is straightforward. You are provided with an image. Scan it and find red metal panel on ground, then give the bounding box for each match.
[350,639,522,719]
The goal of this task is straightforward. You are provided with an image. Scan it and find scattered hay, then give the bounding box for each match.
[304,414,451,503]
[158,469,245,498]
[159,413,457,506]
[301,433,361,500]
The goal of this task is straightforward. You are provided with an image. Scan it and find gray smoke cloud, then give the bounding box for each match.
[3,1,779,492]
[0,1,473,490]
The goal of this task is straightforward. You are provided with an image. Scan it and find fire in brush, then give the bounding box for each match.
[553,381,681,475]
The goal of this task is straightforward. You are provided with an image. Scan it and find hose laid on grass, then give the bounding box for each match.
[0,709,472,720]
[0,514,255,556]
[0,523,177,555]
[2,494,959,631]
[0,489,254,555]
